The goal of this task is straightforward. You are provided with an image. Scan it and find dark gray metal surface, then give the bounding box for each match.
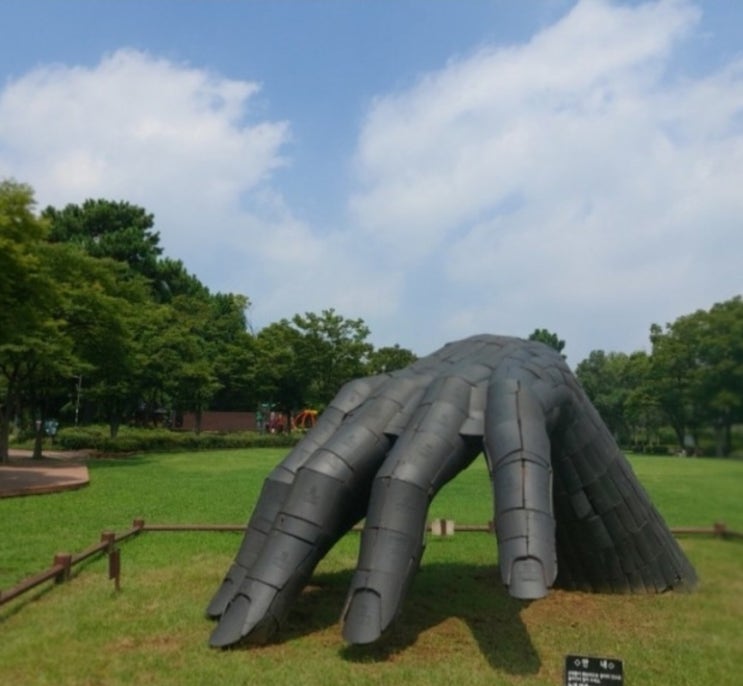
[206,334,697,647]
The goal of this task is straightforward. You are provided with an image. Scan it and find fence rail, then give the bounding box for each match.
[1,519,740,608]
[0,522,144,606]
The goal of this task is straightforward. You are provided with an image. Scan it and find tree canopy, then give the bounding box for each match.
[251,309,415,413]
[577,296,743,456]
[1,181,418,453]
[649,296,743,455]
[528,328,566,355]
[43,199,161,275]
[3,179,740,459]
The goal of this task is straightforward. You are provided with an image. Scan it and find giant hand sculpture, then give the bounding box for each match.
[207,335,696,647]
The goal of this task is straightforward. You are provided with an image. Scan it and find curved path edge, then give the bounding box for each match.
[0,451,90,498]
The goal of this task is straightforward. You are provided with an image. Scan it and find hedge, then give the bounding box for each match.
[54,425,301,454]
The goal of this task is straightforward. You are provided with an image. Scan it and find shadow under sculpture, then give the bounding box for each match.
[206,334,697,648]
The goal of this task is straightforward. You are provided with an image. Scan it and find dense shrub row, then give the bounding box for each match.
[625,444,677,456]
[30,424,743,460]
[55,425,301,454]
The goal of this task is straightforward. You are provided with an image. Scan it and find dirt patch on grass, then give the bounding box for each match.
[0,455,89,497]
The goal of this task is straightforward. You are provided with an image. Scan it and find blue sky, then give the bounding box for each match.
[1,1,741,363]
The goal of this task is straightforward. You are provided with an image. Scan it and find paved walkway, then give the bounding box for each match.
[0,450,90,498]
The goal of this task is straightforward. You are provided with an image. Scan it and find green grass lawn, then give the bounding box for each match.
[1,450,741,685]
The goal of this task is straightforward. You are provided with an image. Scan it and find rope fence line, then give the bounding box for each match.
[1,518,740,608]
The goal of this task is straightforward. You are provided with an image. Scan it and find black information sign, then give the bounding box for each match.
[565,655,624,685]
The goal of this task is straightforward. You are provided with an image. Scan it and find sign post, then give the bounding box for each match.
[565,655,624,685]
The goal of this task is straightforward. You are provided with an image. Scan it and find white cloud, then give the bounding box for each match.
[350,0,700,247]
[349,0,743,360]
[0,49,288,248]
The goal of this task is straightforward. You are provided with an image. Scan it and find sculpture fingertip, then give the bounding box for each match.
[507,557,550,600]
[205,578,235,619]
[209,595,252,648]
[342,589,383,645]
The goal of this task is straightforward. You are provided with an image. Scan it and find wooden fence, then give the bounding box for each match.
[1,519,740,608]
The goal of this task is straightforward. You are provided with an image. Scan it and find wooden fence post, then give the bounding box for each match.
[53,554,72,583]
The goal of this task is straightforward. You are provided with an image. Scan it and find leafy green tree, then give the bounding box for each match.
[206,293,257,411]
[366,344,418,374]
[649,296,743,456]
[2,334,78,459]
[132,298,217,433]
[0,180,54,347]
[0,185,142,453]
[43,196,255,431]
[131,291,255,433]
[133,303,183,425]
[43,199,162,277]
[57,251,152,438]
[167,294,249,432]
[649,312,707,452]
[44,200,217,305]
[252,310,375,414]
[289,309,373,408]
[528,328,566,355]
[150,257,211,303]
[0,181,64,461]
[700,297,743,455]
[576,350,630,443]
[174,355,222,435]
[253,320,306,414]
[576,349,660,449]
[7,187,428,445]
[622,351,662,448]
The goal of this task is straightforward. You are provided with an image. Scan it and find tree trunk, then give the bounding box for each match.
[0,407,9,463]
[109,416,121,439]
[108,400,121,438]
[32,421,44,460]
[714,419,732,457]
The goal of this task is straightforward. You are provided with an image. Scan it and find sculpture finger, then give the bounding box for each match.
[342,375,481,644]
[210,376,428,647]
[206,375,387,620]
[550,391,698,593]
[484,377,557,599]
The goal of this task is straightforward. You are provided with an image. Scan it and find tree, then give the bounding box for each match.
[42,199,168,306]
[576,349,661,450]
[699,297,743,455]
[0,185,143,456]
[150,257,211,303]
[649,296,743,456]
[366,344,418,375]
[252,320,307,415]
[206,293,257,411]
[252,310,375,414]
[622,351,662,449]
[289,309,373,408]
[43,196,256,432]
[6,187,424,444]
[56,251,152,438]
[43,199,163,286]
[0,180,54,347]
[132,298,218,434]
[650,312,708,452]
[0,181,63,461]
[528,328,566,355]
[44,200,219,305]
[575,350,630,443]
